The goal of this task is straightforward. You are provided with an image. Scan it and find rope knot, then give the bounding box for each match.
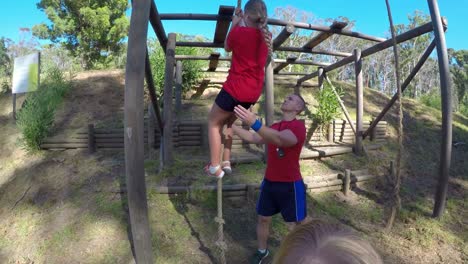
[214,216,225,224]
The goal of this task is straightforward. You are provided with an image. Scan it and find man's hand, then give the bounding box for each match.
[234,105,257,127]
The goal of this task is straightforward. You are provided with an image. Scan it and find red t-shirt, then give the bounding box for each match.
[265,119,306,182]
[223,26,269,103]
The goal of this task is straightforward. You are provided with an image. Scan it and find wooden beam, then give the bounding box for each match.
[208,52,220,72]
[362,40,437,139]
[302,21,347,49]
[273,24,295,49]
[354,49,363,155]
[124,0,154,263]
[275,46,352,57]
[159,13,385,42]
[145,47,163,132]
[163,33,177,166]
[274,56,297,74]
[297,21,436,85]
[149,0,167,50]
[213,6,235,44]
[175,61,183,113]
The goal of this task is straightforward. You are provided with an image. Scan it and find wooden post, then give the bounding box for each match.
[148,104,155,160]
[124,0,154,263]
[163,33,176,167]
[328,122,333,142]
[318,67,324,91]
[343,169,351,195]
[87,124,96,153]
[264,59,274,161]
[175,61,183,113]
[428,0,453,218]
[12,94,17,120]
[354,49,363,155]
[370,117,376,141]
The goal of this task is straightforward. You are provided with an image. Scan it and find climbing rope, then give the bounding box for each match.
[384,0,403,231]
[215,177,227,264]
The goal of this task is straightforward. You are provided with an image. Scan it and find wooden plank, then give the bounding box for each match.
[213,6,235,44]
[124,1,154,263]
[208,52,220,72]
[302,21,347,49]
[274,56,296,74]
[355,48,363,155]
[272,24,295,49]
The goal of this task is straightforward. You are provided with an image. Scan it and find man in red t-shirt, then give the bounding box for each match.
[232,93,307,263]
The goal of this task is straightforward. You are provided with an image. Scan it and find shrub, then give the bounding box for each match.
[419,92,442,110]
[313,82,343,125]
[16,67,71,151]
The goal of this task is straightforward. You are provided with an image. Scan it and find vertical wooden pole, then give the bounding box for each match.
[163,33,176,167]
[328,122,334,142]
[88,123,96,153]
[124,0,154,263]
[343,169,351,195]
[428,0,453,218]
[318,67,324,91]
[354,49,363,155]
[12,94,16,120]
[148,104,155,160]
[175,61,183,113]
[370,117,377,141]
[264,60,274,161]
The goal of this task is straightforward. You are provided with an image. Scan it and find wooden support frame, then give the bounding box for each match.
[273,24,296,49]
[208,52,220,71]
[163,33,177,166]
[213,6,235,44]
[362,40,437,139]
[297,21,436,85]
[124,0,154,263]
[149,0,167,50]
[302,21,347,49]
[354,49,363,155]
[274,56,297,74]
[145,47,164,132]
[175,61,183,112]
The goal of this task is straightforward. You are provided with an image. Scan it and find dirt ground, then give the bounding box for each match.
[0,70,466,264]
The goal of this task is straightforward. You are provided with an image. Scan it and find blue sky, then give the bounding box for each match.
[1,0,466,50]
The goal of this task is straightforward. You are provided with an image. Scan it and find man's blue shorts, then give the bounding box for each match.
[256,178,307,222]
[215,89,254,112]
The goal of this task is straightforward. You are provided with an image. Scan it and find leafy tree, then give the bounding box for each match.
[32,0,129,69]
[448,49,468,110]
[0,37,12,93]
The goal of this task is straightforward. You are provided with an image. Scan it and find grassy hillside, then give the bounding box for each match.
[0,70,466,263]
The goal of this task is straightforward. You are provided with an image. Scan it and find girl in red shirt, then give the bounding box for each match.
[205,0,272,178]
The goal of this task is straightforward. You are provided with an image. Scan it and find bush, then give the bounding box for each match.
[313,82,343,125]
[16,67,71,151]
[419,92,442,110]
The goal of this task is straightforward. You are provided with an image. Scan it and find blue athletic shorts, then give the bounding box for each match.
[256,178,307,222]
[215,89,254,112]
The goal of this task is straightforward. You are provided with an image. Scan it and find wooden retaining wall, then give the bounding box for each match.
[151,169,377,199]
[333,119,387,144]
[40,119,388,150]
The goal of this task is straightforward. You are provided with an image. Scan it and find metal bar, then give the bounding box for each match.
[298,21,435,85]
[428,0,453,218]
[362,40,437,139]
